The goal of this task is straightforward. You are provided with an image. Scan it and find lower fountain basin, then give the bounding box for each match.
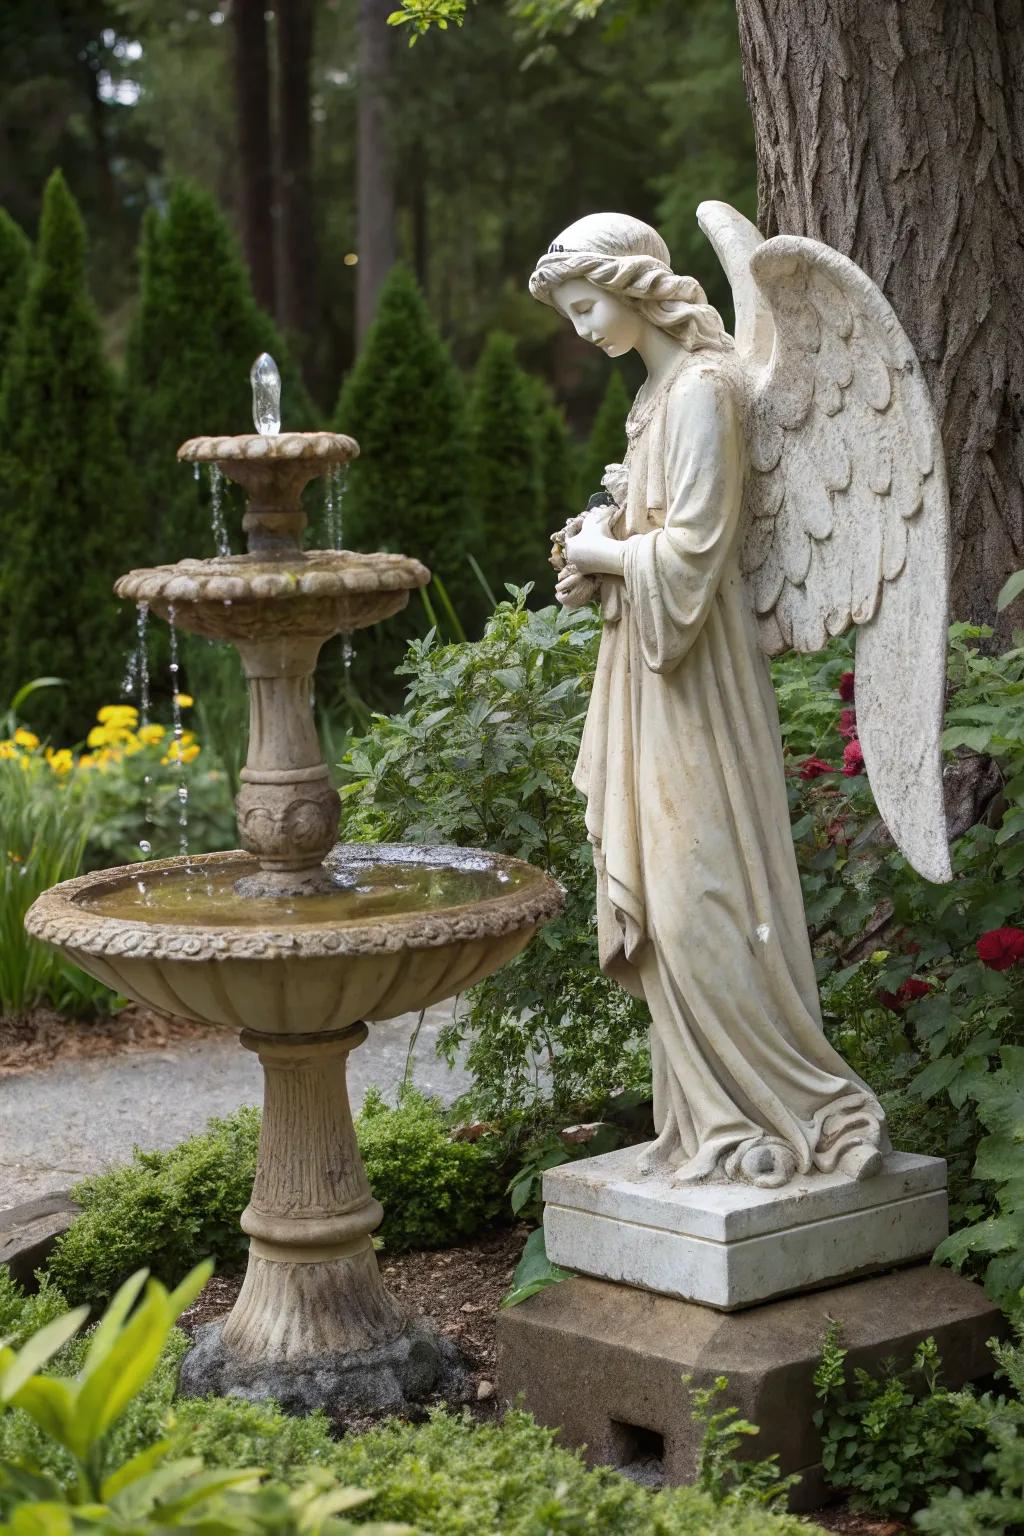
[25,844,564,1034]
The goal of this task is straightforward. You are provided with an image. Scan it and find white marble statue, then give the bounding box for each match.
[529,205,951,1190]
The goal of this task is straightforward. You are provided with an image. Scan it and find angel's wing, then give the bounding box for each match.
[697,201,952,884]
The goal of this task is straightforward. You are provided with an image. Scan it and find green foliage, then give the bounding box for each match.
[0,211,30,364]
[44,1112,262,1309]
[356,1087,503,1251]
[0,1277,69,1354]
[468,333,547,599]
[501,1226,569,1308]
[687,1377,798,1508]
[0,171,142,741]
[333,265,478,700]
[123,182,311,567]
[776,625,1024,1304]
[342,594,650,1118]
[575,368,631,507]
[0,1266,407,1534]
[325,1407,808,1534]
[526,377,577,563]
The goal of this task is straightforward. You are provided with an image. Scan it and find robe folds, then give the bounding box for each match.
[577,351,887,1182]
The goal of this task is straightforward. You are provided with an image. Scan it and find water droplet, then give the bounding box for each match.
[178,785,189,804]
[250,352,281,435]
[139,839,152,855]
[193,463,201,482]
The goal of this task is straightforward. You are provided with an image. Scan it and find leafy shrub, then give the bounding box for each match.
[342,594,650,1120]
[44,1110,261,1309]
[356,1087,503,1252]
[814,1322,1024,1526]
[0,1271,68,1350]
[326,1408,808,1534]
[0,1265,406,1534]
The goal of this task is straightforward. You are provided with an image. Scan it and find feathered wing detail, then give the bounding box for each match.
[700,209,952,884]
[696,201,774,367]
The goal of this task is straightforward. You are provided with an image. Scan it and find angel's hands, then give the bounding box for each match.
[565,509,624,577]
[555,567,596,610]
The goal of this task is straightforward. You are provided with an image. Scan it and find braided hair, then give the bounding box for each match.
[529,212,731,354]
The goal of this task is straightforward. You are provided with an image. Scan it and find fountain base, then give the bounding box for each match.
[178,1317,469,1417]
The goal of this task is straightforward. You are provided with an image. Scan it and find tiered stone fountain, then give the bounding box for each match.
[26,360,564,1412]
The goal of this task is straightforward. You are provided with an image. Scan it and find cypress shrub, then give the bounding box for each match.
[526,376,577,607]
[468,331,546,600]
[124,182,312,566]
[0,209,31,362]
[331,264,478,700]
[576,366,632,505]
[0,172,142,739]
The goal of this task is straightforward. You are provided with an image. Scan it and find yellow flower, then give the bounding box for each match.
[0,741,18,760]
[162,742,201,766]
[13,728,39,750]
[137,723,166,745]
[98,705,139,726]
[46,749,73,776]
[78,754,96,769]
[174,693,194,709]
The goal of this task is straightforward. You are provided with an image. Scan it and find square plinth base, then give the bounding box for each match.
[543,1147,948,1310]
[496,1266,1004,1510]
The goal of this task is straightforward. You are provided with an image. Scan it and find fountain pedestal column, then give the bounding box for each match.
[223,1025,403,1359]
[179,1020,469,1413]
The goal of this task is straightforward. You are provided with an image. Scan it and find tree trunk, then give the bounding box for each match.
[356,0,396,346]
[232,0,277,314]
[277,0,318,360]
[735,0,1024,635]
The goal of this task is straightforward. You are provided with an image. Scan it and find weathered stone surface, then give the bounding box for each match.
[0,1192,79,1289]
[178,1318,470,1417]
[496,1266,1004,1511]
[544,1147,948,1308]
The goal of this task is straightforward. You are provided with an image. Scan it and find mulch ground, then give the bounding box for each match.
[0,1005,226,1077]
[175,1227,903,1532]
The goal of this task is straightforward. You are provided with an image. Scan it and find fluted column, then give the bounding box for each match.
[221,1023,404,1361]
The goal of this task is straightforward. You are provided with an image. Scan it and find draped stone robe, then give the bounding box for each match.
[578,350,887,1183]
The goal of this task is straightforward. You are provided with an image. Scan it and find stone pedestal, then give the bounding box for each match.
[544,1147,948,1310]
[496,1266,1004,1510]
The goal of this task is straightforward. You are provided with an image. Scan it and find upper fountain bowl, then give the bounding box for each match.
[25,844,565,1035]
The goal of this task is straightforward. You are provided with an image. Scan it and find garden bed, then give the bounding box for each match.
[0,1004,221,1078]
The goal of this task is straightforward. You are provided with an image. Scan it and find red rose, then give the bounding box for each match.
[839,708,858,740]
[799,757,834,780]
[838,671,855,702]
[877,977,933,1013]
[977,927,1024,971]
[842,739,865,776]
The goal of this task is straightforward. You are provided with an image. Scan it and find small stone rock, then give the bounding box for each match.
[476,1379,495,1401]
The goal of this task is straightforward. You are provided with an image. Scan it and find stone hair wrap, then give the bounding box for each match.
[530,212,731,354]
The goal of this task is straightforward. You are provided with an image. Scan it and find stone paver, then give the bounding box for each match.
[0,1004,469,1210]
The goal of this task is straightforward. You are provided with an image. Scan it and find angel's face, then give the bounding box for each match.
[552,278,643,358]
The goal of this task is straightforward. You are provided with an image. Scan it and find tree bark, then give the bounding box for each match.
[735,0,1024,634]
[356,0,396,346]
[232,0,277,314]
[276,0,318,358]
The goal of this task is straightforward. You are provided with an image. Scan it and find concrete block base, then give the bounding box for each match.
[496,1265,1003,1510]
[543,1147,948,1309]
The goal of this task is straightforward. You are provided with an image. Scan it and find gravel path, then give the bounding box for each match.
[0,1004,470,1209]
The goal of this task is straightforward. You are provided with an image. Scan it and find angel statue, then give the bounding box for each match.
[529,205,951,1191]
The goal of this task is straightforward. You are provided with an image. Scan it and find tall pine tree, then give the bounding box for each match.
[124,182,312,566]
[468,332,546,601]
[0,172,142,739]
[0,210,31,365]
[576,368,632,507]
[525,375,577,608]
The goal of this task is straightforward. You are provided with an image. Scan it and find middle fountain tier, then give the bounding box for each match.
[26,409,565,1414]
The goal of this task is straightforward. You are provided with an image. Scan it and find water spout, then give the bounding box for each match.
[250,352,281,436]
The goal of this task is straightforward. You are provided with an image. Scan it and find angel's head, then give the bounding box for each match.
[529,213,731,357]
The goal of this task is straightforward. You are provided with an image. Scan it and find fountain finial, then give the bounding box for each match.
[250,352,281,436]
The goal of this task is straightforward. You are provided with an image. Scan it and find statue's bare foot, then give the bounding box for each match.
[837,1142,883,1181]
[725,1138,798,1189]
[636,1125,681,1178]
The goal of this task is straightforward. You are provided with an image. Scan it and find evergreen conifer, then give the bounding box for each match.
[0,172,142,738]
[525,376,577,608]
[576,367,632,505]
[330,264,477,702]
[468,332,546,600]
[0,210,31,363]
[124,182,312,566]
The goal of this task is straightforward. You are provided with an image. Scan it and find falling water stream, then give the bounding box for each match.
[209,465,230,556]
